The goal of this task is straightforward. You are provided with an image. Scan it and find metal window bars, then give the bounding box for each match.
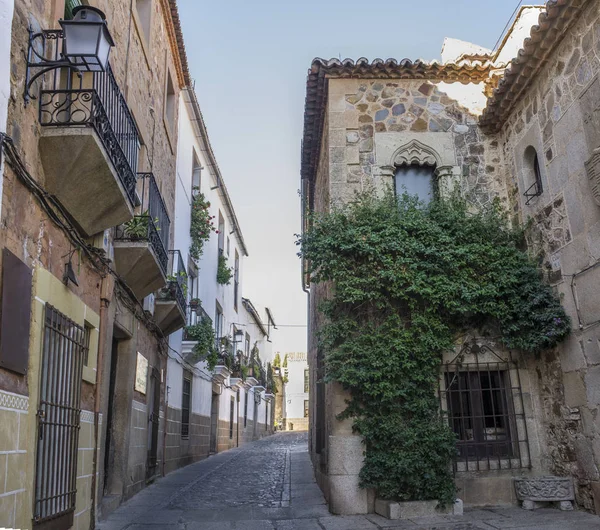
[114,172,170,274]
[439,344,531,473]
[32,30,140,206]
[181,377,191,438]
[524,180,542,205]
[34,305,85,528]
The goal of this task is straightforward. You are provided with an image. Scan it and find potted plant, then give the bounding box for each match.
[189,298,201,310]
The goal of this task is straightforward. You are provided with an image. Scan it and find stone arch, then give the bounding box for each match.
[391,139,442,168]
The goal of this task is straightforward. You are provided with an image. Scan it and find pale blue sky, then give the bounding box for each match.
[178,0,523,354]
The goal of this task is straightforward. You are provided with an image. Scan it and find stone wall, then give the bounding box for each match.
[326,78,506,209]
[497,0,600,512]
[164,407,210,475]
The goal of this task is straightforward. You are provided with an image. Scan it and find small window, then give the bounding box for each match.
[234,251,239,312]
[445,371,512,459]
[523,146,543,205]
[304,400,309,418]
[192,151,202,198]
[217,212,225,253]
[82,324,93,366]
[226,237,230,256]
[135,0,152,44]
[181,375,191,437]
[304,369,309,393]
[245,333,250,360]
[394,165,434,205]
[215,302,223,342]
[164,71,176,133]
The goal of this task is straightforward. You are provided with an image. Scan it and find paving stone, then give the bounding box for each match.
[96,433,600,530]
[275,518,324,529]
[319,514,378,529]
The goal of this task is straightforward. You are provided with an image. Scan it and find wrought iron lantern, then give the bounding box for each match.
[24,6,115,103]
[59,6,115,72]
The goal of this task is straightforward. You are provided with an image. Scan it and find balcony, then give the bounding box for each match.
[113,173,170,300]
[35,31,139,236]
[155,250,187,335]
[183,304,212,342]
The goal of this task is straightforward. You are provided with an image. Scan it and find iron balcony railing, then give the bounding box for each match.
[184,304,212,341]
[114,173,170,274]
[36,30,140,207]
[161,250,186,315]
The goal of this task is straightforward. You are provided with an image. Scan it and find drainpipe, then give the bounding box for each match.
[162,384,170,476]
[90,276,111,529]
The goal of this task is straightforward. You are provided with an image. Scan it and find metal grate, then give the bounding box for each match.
[439,345,531,472]
[181,376,191,438]
[34,305,85,527]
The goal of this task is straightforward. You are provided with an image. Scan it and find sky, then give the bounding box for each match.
[177,0,524,355]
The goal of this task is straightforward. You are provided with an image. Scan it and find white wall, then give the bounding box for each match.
[174,91,246,342]
[284,353,308,419]
[0,0,12,131]
[0,0,14,222]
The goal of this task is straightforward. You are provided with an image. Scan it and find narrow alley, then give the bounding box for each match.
[97,433,600,530]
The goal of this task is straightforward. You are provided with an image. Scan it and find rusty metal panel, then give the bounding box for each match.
[0,249,33,375]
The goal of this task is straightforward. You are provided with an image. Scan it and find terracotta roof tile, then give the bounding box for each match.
[480,0,590,133]
[301,57,493,186]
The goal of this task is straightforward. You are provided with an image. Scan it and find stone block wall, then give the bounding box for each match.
[497,0,600,511]
[164,407,210,475]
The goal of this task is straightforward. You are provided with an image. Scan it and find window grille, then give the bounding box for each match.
[34,305,86,527]
[181,376,191,437]
[229,398,235,439]
[439,345,531,472]
[304,400,309,418]
[304,368,309,393]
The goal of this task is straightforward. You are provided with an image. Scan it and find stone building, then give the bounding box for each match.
[301,0,600,516]
[0,0,189,527]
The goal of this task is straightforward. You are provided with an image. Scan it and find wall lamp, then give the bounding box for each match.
[24,6,115,104]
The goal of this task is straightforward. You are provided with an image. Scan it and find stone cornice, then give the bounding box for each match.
[160,0,191,88]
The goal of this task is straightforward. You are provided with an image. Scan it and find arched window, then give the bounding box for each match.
[523,146,543,205]
[394,164,435,205]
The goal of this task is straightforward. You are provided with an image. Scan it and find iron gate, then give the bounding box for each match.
[34,304,85,528]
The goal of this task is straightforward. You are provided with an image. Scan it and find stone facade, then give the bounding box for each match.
[301,1,600,516]
[0,0,186,528]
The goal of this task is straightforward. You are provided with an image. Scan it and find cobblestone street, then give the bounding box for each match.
[96,433,600,530]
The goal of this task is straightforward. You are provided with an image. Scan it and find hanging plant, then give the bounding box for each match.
[298,190,571,505]
[216,253,233,285]
[185,318,219,369]
[190,192,216,260]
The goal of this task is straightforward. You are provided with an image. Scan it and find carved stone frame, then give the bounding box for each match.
[374,133,461,199]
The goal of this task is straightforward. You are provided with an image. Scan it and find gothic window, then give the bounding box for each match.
[394,165,435,205]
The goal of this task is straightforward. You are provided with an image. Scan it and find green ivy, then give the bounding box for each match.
[190,192,215,261]
[185,318,218,369]
[217,253,233,285]
[298,190,570,504]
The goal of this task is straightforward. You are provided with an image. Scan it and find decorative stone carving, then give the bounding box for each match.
[392,139,440,167]
[514,477,574,511]
[584,148,600,207]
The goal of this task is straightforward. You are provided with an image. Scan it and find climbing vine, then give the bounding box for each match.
[190,191,215,261]
[216,253,233,285]
[298,190,570,504]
